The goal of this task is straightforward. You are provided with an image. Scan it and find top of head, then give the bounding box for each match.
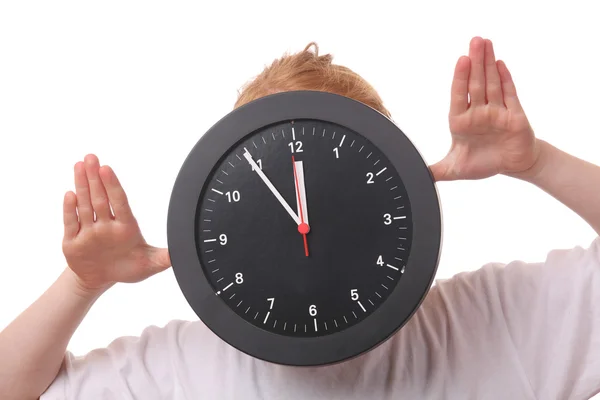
[234,42,391,119]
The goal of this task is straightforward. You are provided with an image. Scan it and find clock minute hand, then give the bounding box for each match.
[243,149,300,225]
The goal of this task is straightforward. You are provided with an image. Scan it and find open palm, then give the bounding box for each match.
[62,155,171,293]
[430,37,540,181]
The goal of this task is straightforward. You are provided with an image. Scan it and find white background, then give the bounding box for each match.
[0,0,599,386]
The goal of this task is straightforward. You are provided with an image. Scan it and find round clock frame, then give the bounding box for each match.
[167,90,442,366]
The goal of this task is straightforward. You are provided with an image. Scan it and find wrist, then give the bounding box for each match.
[62,267,112,302]
[505,139,553,183]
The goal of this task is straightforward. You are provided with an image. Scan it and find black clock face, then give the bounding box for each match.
[197,120,413,337]
[168,91,441,366]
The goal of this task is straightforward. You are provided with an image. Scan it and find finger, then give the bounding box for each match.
[484,39,503,105]
[429,158,455,182]
[468,37,486,106]
[449,56,471,116]
[430,147,463,182]
[84,154,112,221]
[63,191,79,239]
[429,162,445,182]
[74,161,94,225]
[99,165,135,222]
[148,247,172,273]
[497,60,523,112]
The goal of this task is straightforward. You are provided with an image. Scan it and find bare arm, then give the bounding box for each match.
[514,139,600,236]
[0,155,170,400]
[0,269,104,400]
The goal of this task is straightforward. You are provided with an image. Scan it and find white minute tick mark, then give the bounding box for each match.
[357,301,366,312]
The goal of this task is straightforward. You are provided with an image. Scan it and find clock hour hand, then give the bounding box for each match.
[292,158,310,232]
[292,156,310,257]
[243,149,301,225]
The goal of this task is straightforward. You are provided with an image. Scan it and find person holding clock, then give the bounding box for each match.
[1,36,599,399]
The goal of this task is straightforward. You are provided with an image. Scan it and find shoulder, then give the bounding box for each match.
[41,319,236,399]
[430,236,600,302]
[417,236,600,324]
[377,237,600,396]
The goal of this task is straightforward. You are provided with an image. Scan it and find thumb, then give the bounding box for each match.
[429,157,454,182]
[147,247,172,272]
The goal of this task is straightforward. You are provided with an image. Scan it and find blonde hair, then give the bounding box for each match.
[234,42,391,118]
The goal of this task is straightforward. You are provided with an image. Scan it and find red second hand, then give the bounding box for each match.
[292,156,310,257]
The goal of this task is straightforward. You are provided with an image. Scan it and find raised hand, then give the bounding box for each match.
[430,37,540,181]
[62,154,170,293]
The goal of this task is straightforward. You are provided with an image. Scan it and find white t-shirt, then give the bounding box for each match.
[41,238,600,399]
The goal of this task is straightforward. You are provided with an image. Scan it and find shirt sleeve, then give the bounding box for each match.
[40,319,195,399]
[492,236,600,399]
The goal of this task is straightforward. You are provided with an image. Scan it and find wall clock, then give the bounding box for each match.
[168,90,442,366]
